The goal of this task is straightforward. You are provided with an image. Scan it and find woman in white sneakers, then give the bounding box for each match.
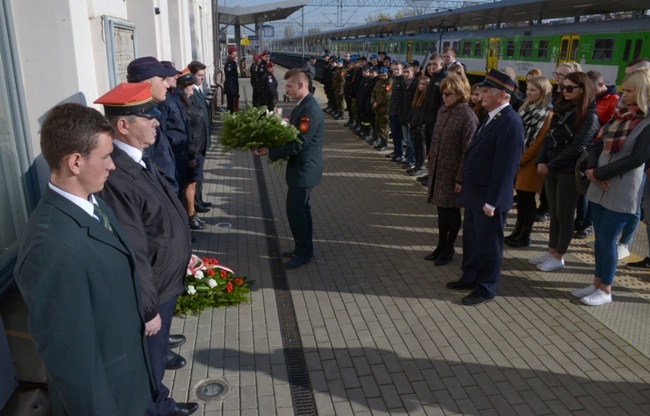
[572,68,650,305]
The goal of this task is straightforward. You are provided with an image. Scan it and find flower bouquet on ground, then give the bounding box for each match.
[218,105,300,165]
[174,254,253,316]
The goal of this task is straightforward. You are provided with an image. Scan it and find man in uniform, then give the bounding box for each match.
[358,66,378,140]
[332,59,346,120]
[95,83,197,416]
[446,70,524,305]
[343,58,356,126]
[388,61,405,160]
[255,51,271,107]
[14,103,153,416]
[250,54,261,106]
[188,60,212,213]
[370,67,392,150]
[261,61,279,111]
[127,56,179,195]
[254,69,324,269]
[224,46,240,113]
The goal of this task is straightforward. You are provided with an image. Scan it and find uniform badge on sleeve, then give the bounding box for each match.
[299,116,310,133]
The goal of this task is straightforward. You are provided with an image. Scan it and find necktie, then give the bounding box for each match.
[93,203,113,232]
[142,154,158,179]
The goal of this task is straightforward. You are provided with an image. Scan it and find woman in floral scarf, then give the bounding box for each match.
[506,76,553,247]
[572,68,650,306]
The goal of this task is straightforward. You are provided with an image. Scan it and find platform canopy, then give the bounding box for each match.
[308,0,647,40]
[218,0,307,27]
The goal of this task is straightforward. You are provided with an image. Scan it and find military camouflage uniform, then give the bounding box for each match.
[333,66,346,114]
[371,76,392,142]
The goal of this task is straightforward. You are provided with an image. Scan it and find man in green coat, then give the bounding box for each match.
[254,69,324,269]
[14,103,153,415]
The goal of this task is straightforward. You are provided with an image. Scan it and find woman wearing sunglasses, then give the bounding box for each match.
[424,74,478,265]
[532,72,599,271]
[572,68,650,305]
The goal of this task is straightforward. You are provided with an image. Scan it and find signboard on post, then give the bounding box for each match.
[263,25,274,38]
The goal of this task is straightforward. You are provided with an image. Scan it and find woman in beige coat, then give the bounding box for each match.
[507,76,553,247]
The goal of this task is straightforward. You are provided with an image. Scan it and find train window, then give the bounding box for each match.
[506,40,515,58]
[519,40,532,58]
[415,42,421,54]
[592,38,614,61]
[634,39,643,59]
[537,40,548,58]
[452,41,459,52]
[559,39,569,60]
[474,41,482,56]
[422,42,428,53]
[462,41,471,56]
[570,38,579,61]
[443,41,450,50]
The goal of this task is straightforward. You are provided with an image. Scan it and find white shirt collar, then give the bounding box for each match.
[48,182,97,218]
[487,103,510,122]
[113,139,144,166]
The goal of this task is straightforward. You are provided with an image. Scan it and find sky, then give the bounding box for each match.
[219,0,414,37]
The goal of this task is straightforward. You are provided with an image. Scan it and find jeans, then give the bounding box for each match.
[619,178,644,245]
[545,171,581,254]
[390,115,404,156]
[641,178,650,256]
[591,203,635,285]
[402,125,414,163]
[575,194,592,230]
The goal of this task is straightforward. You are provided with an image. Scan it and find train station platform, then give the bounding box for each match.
[167,66,650,415]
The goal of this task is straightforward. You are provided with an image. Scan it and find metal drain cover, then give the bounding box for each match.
[195,378,230,402]
[216,222,232,229]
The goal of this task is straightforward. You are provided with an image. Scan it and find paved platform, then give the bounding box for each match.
[166,69,650,415]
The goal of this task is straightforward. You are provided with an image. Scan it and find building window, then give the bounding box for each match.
[519,40,532,58]
[592,38,614,61]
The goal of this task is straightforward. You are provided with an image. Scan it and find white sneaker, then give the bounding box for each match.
[529,252,553,265]
[580,289,612,306]
[570,284,597,298]
[617,243,630,260]
[537,257,565,272]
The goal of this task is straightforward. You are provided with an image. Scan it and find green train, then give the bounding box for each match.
[275,17,649,88]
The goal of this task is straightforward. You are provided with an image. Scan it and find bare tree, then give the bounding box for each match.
[405,0,431,16]
[284,25,296,38]
[365,12,392,23]
[307,28,321,35]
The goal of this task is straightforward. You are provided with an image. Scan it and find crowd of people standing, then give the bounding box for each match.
[321,49,650,307]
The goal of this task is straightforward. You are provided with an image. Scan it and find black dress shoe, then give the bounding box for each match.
[283,255,312,269]
[166,351,187,370]
[281,251,295,258]
[167,334,187,348]
[434,249,455,266]
[461,292,495,306]
[535,212,550,222]
[445,280,475,290]
[194,204,211,213]
[189,215,206,230]
[409,169,424,176]
[384,152,395,158]
[168,334,186,349]
[200,201,213,208]
[424,247,443,261]
[170,402,199,416]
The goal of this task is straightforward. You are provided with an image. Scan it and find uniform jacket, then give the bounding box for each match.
[269,93,324,187]
[357,77,377,122]
[224,58,239,96]
[302,60,316,82]
[399,77,417,125]
[147,106,178,195]
[427,102,478,207]
[161,90,190,154]
[14,188,153,416]
[422,69,446,126]
[261,72,278,108]
[333,67,346,95]
[191,86,211,149]
[98,147,192,321]
[460,105,525,211]
[389,75,405,116]
[371,77,392,114]
[184,101,208,159]
[250,62,259,87]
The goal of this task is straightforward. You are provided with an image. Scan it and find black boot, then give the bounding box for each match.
[506,226,531,247]
[335,112,344,120]
[373,139,388,151]
[189,214,206,230]
[504,221,522,243]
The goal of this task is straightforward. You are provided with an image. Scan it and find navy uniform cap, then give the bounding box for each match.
[127,56,178,82]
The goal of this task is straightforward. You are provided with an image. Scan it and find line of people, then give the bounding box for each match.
[225,49,279,113]
[322,48,650,307]
[13,55,225,415]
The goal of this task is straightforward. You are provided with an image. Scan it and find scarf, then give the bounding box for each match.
[518,101,550,148]
[595,106,645,153]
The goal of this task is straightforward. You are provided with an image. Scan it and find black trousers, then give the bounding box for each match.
[515,190,537,229]
[286,186,314,257]
[411,126,425,169]
[146,296,177,416]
